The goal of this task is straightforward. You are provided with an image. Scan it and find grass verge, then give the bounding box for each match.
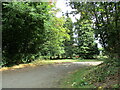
[60,59,120,88]
[60,66,95,88]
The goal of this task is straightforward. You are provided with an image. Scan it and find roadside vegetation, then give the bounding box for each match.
[61,58,120,88]
[60,2,120,89]
[2,2,99,67]
[1,1,120,89]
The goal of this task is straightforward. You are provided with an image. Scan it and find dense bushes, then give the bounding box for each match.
[2,2,100,66]
[2,2,69,66]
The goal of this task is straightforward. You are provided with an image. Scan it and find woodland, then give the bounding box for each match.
[1,1,120,88]
[2,1,120,66]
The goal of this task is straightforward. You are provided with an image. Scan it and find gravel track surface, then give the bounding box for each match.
[2,62,102,88]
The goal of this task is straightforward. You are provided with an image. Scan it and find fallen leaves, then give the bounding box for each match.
[0,63,36,71]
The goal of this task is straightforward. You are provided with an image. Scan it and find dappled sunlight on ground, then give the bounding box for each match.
[0,59,103,72]
[72,61,103,66]
[0,63,36,71]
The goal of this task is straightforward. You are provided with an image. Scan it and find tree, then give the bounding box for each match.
[74,19,99,59]
[43,16,70,59]
[68,1,120,59]
[2,2,53,66]
[63,17,74,58]
[92,2,120,59]
[2,2,70,66]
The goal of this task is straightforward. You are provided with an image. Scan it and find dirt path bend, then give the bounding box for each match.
[2,62,102,88]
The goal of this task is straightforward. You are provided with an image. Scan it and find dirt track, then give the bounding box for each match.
[2,62,102,88]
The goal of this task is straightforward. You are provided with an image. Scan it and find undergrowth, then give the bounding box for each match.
[61,59,120,88]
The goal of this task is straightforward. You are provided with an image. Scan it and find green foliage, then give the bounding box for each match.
[2,2,51,66]
[61,67,94,88]
[2,2,69,66]
[84,61,119,89]
[92,2,120,59]
[63,17,74,58]
[61,59,119,88]
[69,1,120,59]
[60,2,120,88]
[73,18,99,59]
[112,84,120,88]
[42,16,70,58]
[3,2,120,67]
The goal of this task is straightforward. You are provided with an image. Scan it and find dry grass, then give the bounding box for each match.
[0,63,36,71]
[0,59,102,72]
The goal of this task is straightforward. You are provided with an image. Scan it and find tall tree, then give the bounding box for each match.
[42,16,70,59]
[63,17,74,58]
[74,19,99,59]
[2,2,70,66]
[2,2,53,66]
[68,1,120,59]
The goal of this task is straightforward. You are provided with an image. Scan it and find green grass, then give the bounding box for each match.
[60,59,120,88]
[60,66,95,88]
